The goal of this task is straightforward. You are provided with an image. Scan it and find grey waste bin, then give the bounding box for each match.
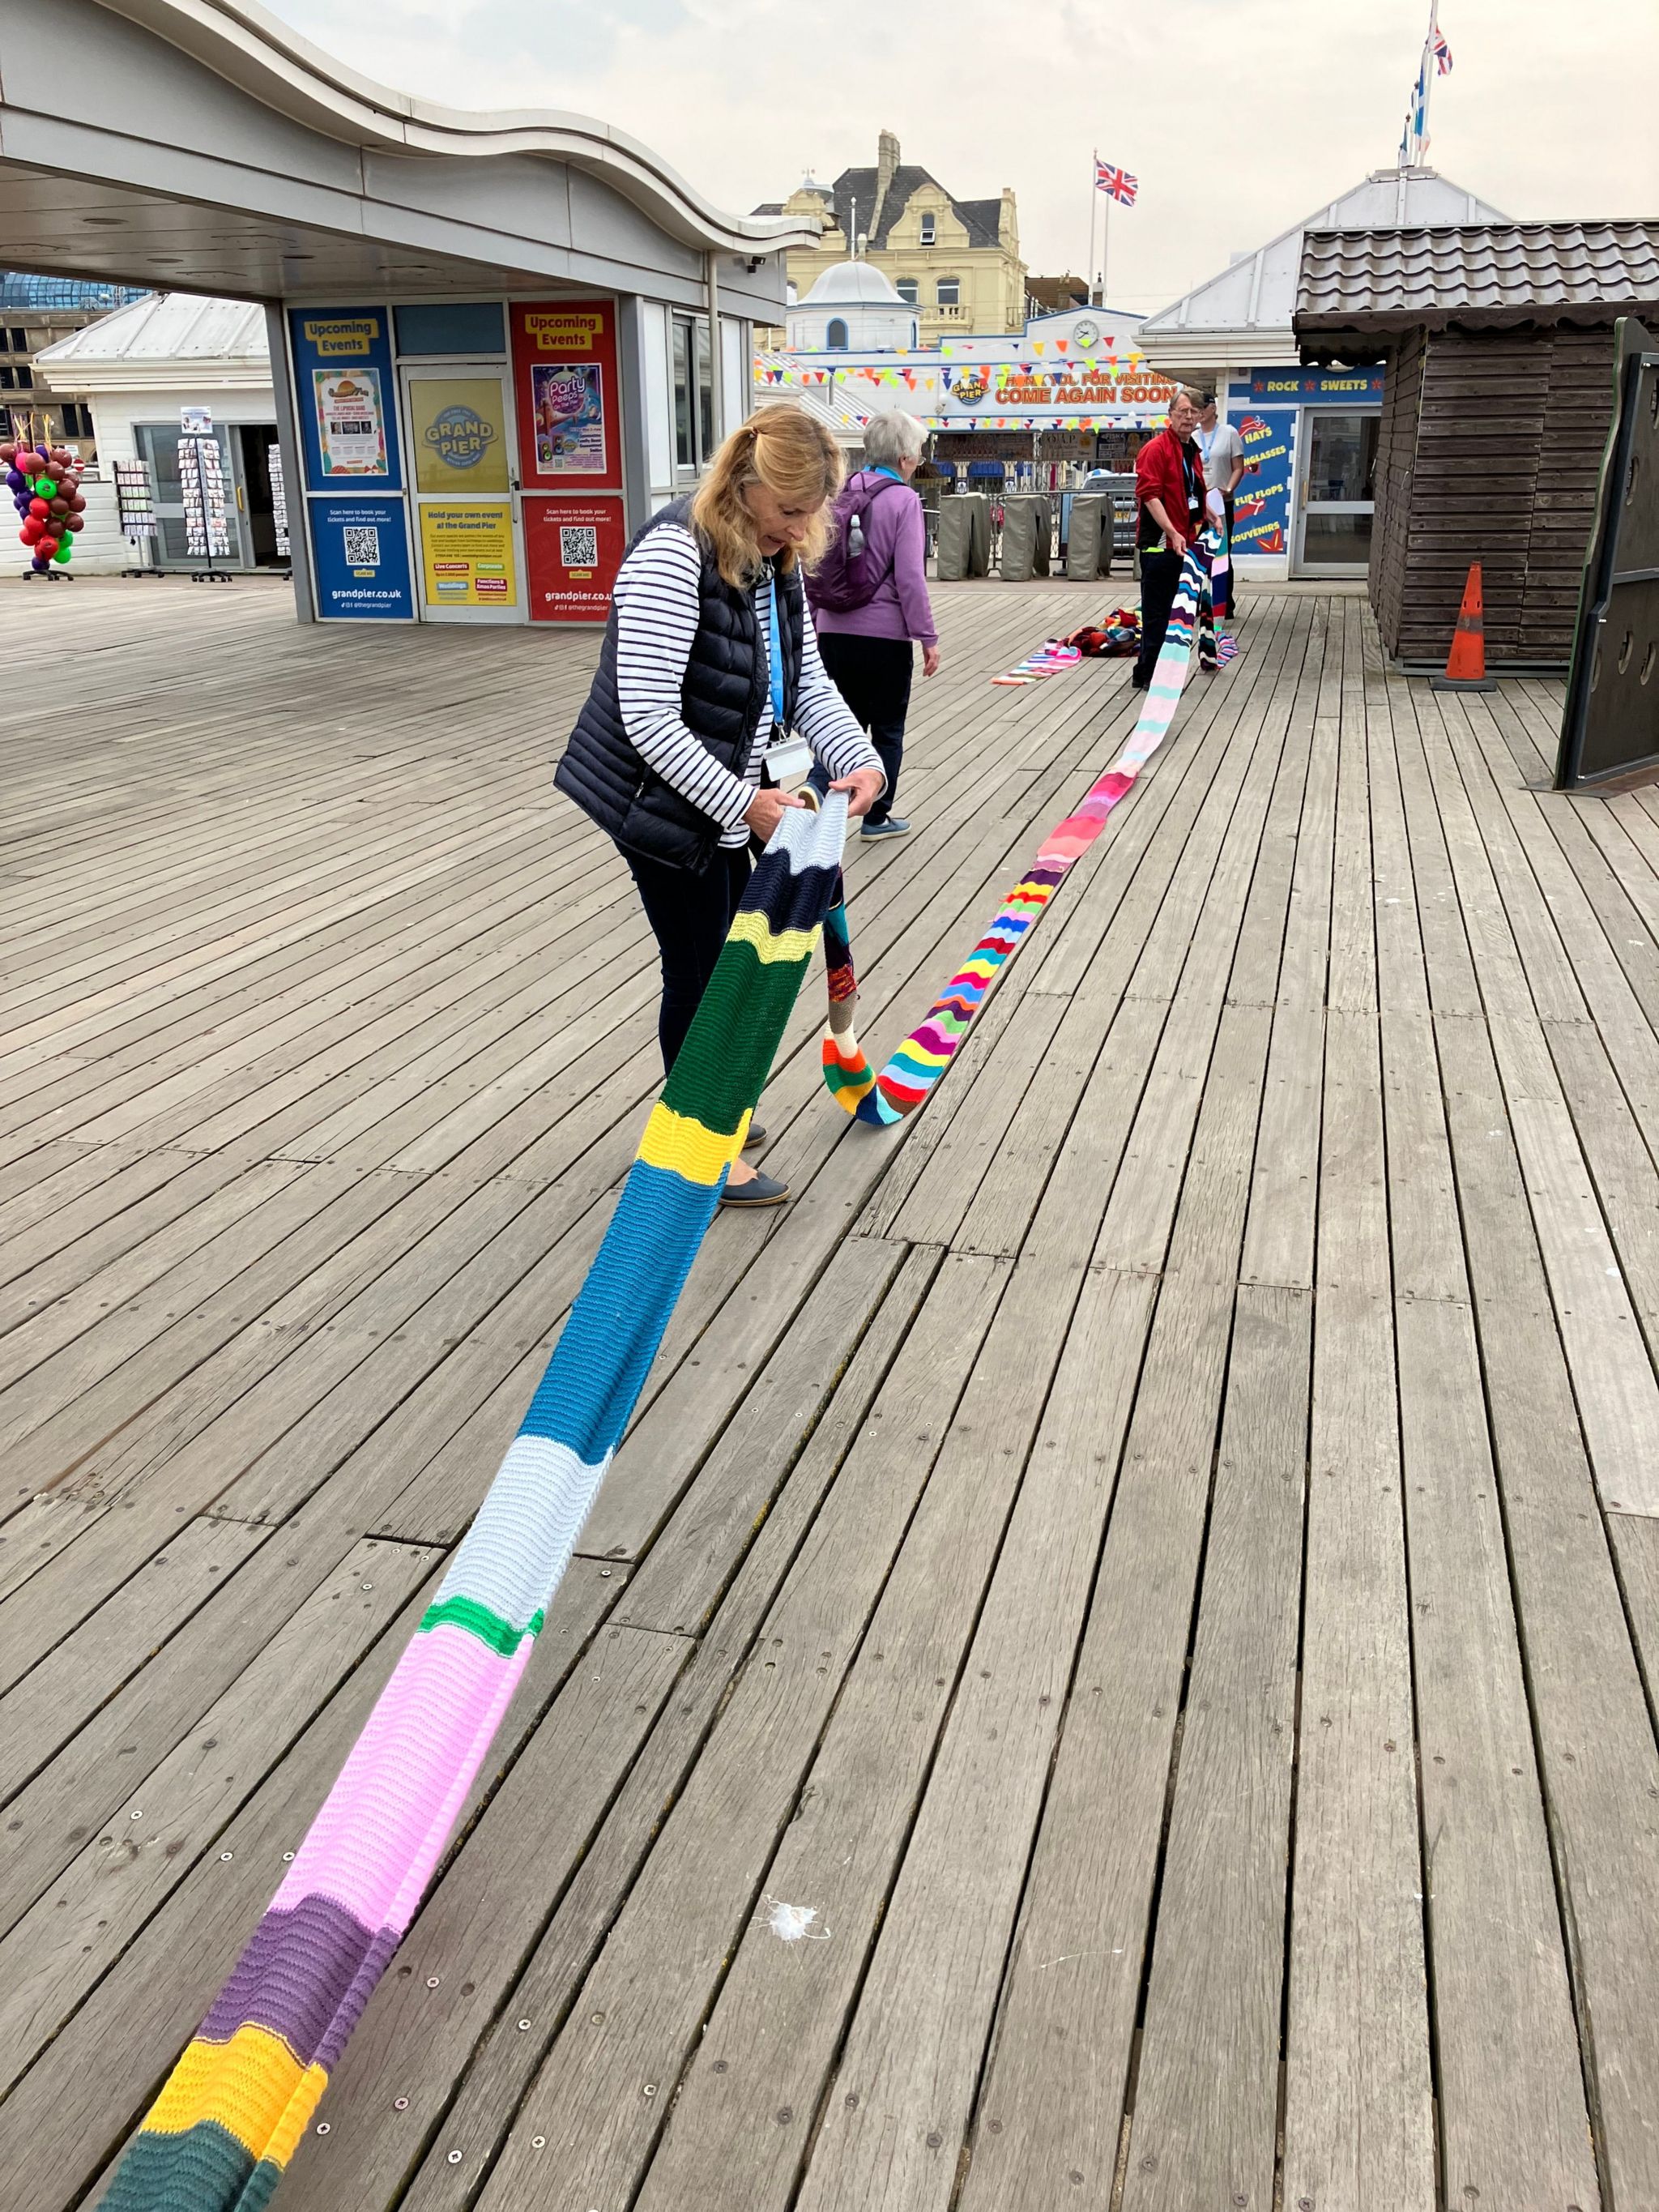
[1065,495,1114,581]
[936,494,991,581]
[998,494,1052,582]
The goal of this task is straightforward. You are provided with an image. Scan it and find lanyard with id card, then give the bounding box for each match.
[761,568,811,782]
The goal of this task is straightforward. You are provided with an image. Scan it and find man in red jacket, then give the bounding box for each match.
[1132,386,1206,689]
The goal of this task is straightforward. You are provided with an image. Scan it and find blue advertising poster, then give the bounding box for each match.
[288,307,403,492]
[308,495,415,621]
[1228,402,1296,558]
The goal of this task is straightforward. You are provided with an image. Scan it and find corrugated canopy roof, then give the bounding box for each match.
[1295,220,1659,338]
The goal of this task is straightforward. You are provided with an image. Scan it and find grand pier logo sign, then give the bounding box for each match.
[424,405,497,469]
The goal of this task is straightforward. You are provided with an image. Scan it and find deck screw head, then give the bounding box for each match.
[426,1975,441,1988]
[394,2098,409,2112]
[643,2083,657,2097]
[282,1851,296,1861]
[315,2122,330,2136]
[220,1851,233,1862]
[531,2136,546,2150]
[518,2018,531,2031]
[447,2150,463,2165]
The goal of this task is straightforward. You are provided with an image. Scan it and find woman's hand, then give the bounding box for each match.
[744,786,806,841]
[922,643,942,678]
[830,767,886,820]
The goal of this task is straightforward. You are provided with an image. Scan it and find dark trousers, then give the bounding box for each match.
[1134,549,1183,685]
[622,842,752,1075]
[807,631,913,824]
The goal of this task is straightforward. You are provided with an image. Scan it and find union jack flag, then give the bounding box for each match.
[1094,158,1138,207]
[1431,25,1452,72]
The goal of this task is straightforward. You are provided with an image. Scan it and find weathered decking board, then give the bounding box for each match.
[0,570,1654,2212]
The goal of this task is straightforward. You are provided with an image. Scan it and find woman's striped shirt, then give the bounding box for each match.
[612,522,882,850]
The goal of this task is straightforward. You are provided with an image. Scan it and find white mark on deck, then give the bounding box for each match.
[761,1895,830,1944]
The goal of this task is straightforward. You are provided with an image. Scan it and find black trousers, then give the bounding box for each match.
[622,842,752,1075]
[808,631,913,824]
[1134,549,1183,685]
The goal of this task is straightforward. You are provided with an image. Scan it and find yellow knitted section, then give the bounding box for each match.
[144,2026,327,2163]
[637,1102,751,1185]
[726,911,821,965]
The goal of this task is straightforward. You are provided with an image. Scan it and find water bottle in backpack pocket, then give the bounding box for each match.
[805,472,906,614]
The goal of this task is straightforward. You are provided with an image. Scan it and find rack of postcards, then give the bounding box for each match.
[113,457,164,579]
[177,431,233,582]
[267,441,291,566]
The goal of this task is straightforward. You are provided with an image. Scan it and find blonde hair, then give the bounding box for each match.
[690,404,844,587]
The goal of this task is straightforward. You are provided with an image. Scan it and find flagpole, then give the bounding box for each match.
[1101,193,1110,309]
[1088,152,1098,307]
[1414,0,1439,162]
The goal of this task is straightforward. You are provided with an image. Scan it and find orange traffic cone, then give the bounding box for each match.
[1431,562,1499,691]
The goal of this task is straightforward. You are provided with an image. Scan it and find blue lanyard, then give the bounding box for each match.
[765,568,785,730]
[867,464,903,484]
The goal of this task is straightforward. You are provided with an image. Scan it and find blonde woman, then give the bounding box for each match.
[557,406,884,1206]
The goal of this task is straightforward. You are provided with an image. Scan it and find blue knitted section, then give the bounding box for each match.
[516,1160,721,1460]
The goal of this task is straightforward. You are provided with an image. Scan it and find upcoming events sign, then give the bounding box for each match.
[510,301,624,623]
[288,309,403,490]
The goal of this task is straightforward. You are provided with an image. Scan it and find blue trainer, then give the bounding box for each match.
[862,817,911,839]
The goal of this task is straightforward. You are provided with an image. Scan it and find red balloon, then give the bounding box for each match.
[20,518,43,542]
[36,534,59,557]
[65,512,84,533]
[28,496,49,518]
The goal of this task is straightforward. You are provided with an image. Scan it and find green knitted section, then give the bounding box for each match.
[417,1595,544,1655]
[660,942,811,1134]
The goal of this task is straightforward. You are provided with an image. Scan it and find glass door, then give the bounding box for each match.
[1294,409,1379,574]
[134,423,249,570]
[401,363,523,621]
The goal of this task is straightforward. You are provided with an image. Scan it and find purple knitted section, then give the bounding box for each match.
[197,1897,392,2067]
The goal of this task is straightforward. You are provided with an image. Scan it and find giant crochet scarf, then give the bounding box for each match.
[104,532,1222,2212]
[101,800,852,2212]
[825,528,1219,1123]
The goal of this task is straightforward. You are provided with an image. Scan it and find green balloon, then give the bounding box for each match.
[33,476,54,497]
[53,536,71,564]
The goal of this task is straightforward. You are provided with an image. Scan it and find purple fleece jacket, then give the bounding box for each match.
[813,470,939,648]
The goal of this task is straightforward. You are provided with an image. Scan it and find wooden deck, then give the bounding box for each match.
[2,570,1657,2212]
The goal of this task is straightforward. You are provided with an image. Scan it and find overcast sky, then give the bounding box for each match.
[266,0,1656,312]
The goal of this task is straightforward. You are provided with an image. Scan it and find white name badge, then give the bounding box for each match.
[764,734,812,783]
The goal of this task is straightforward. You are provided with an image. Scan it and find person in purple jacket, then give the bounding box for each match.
[809,410,941,839]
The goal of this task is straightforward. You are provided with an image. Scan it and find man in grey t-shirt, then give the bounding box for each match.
[1197,393,1246,608]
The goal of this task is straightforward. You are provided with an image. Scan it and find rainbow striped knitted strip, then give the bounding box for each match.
[825,532,1219,1127]
[101,798,851,2212]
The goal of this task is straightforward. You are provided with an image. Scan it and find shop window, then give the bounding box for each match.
[672,314,716,476]
[59,402,92,438]
[919,213,936,246]
[825,318,850,351]
[895,279,919,305]
[936,278,960,307]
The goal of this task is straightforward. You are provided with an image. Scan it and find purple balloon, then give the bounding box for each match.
[6,469,26,493]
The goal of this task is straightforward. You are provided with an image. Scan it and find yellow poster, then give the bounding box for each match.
[419,502,518,609]
[408,378,510,495]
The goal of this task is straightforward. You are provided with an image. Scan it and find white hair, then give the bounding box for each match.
[862,409,927,467]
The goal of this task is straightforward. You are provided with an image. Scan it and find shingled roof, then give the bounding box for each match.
[1294,220,1659,338]
[828,166,1003,253]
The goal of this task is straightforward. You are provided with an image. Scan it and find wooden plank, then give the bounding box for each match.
[1115,1283,1308,2212]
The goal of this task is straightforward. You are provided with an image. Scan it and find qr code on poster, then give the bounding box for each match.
[343,526,381,567]
[559,525,598,568]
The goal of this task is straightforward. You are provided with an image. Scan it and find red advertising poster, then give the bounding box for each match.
[523,494,626,624]
[510,299,623,493]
